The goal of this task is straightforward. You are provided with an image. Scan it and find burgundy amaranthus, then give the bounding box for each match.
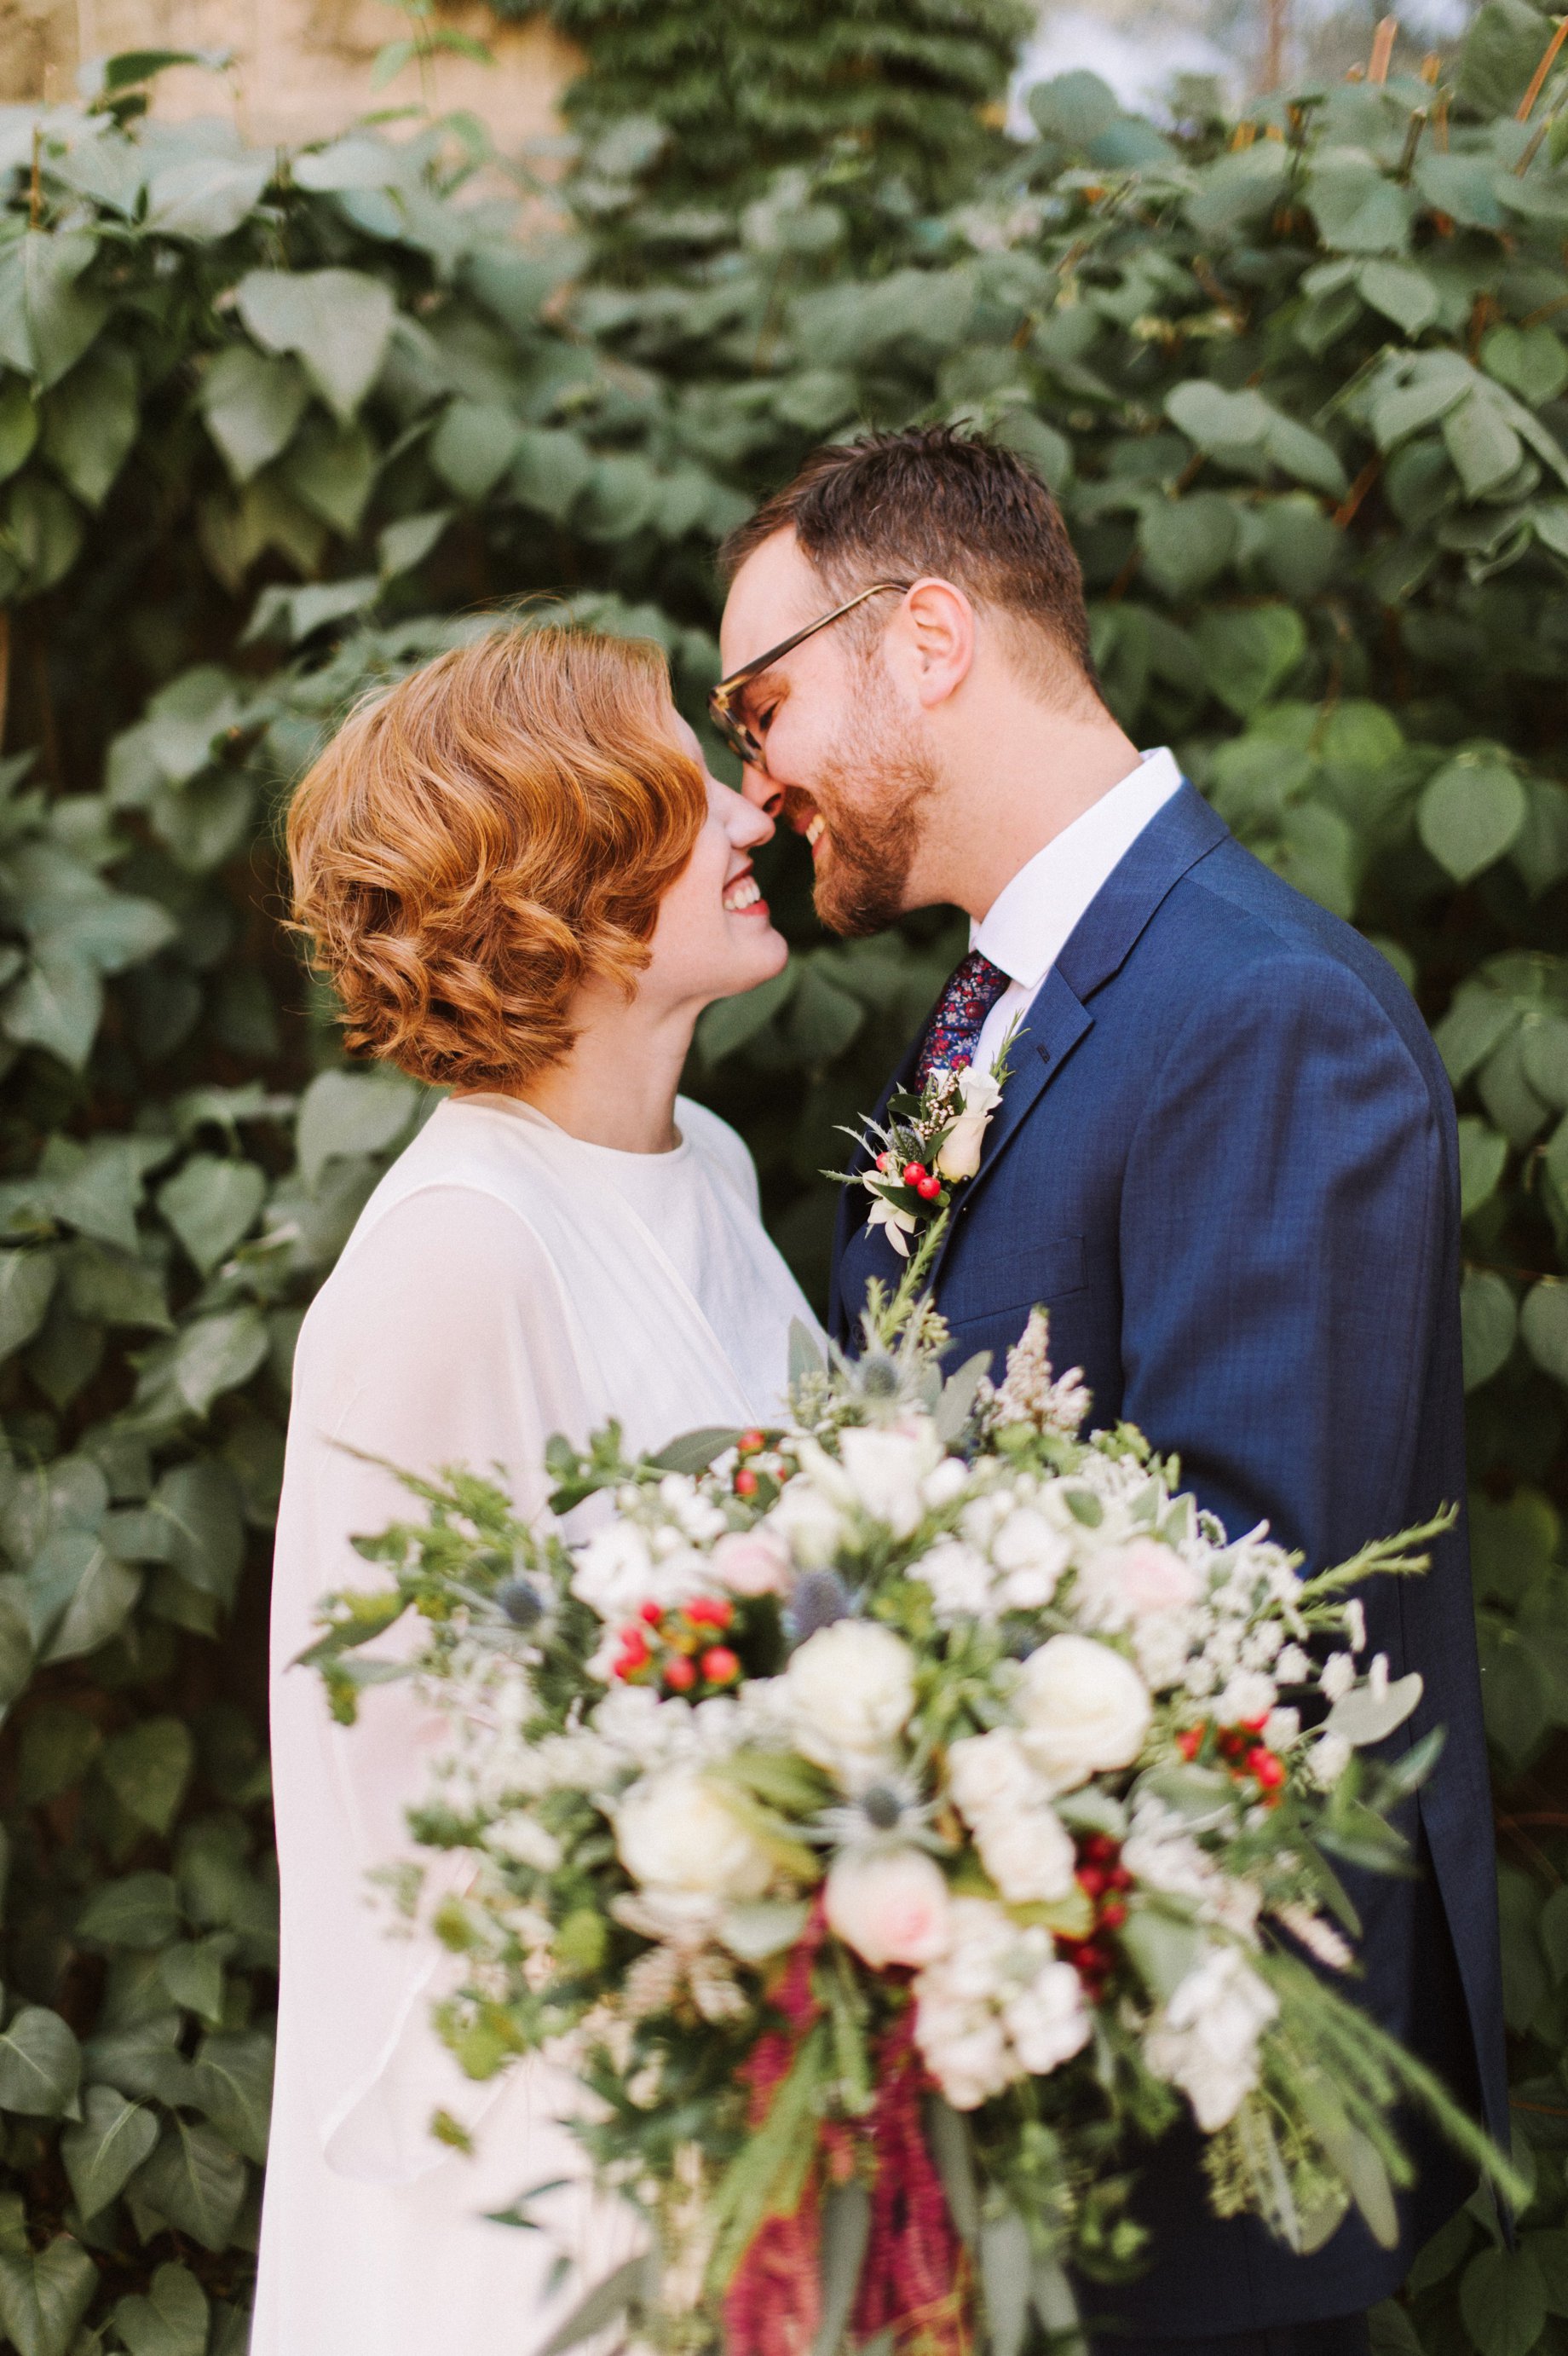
[854,2011,967,2356]
[723,1913,829,2356]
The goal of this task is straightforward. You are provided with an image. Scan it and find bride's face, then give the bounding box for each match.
[639,716,788,1010]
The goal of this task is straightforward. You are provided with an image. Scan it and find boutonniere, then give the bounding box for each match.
[831,1019,1023,1260]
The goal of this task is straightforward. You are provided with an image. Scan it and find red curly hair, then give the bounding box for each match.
[287,627,708,1091]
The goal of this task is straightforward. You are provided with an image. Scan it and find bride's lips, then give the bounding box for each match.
[723,864,770,917]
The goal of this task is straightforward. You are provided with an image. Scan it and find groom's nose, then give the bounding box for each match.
[739,765,784,818]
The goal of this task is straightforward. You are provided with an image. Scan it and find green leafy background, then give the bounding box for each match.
[2,3,1568,2347]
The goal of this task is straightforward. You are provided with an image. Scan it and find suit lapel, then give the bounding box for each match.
[910,784,1231,1300]
[833,784,1231,1335]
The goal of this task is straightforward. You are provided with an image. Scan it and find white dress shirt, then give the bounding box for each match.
[969,747,1184,1075]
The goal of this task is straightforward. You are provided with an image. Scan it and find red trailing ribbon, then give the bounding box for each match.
[723,1908,829,2356]
[853,2010,967,2356]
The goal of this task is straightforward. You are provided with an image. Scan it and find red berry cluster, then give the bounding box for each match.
[612,1597,741,1695]
[1176,1714,1286,1801]
[732,1428,765,1500]
[874,1151,943,1203]
[1056,1832,1133,1999]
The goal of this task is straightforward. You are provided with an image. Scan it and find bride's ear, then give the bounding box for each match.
[892,576,976,711]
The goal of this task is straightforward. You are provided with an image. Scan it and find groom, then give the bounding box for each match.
[715,427,1507,2356]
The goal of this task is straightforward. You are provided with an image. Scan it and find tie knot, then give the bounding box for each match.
[914,950,1011,1088]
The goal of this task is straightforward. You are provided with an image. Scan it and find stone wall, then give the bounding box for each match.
[1,0,579,154]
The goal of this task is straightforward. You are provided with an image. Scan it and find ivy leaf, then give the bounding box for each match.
[61,2086,159,2219]
[98,1718,195,1837]
[1196,606,1306,717]
[1521,1281,1568,1385]
[42,344,139,510]
[1461,1269,1517,1390]
[1456,1117,1509,1216]
[0,378,38,482]
[146,153,274,242]
[0,2005,81,2116]
[29,1529,141,1664]
[156,1155,267,1278]
[75,1872,182,1952]
[1306,152,1415,255]
[113,2261,209,2356]
[1460,2243,1548,2356]
[0,2235,96,2356]
[1457,0,1557,117]
[1443,393,1525,499]
[1358,260,1439,337]
[1139,494,1239,598]
[281,419,379,535]
[0,1250,56,1360]
[1483,323,1568,408]
[129,2116,247,2251]
[199,347,311,484]
[1418,756,1528,881]
[296,1067,418,1190]
[0,231,108,389]
[1,951,103,1071]
[158,1936,234,2030]
[187,2030,274,2164]
[429,399,523,502]
[234,269,397,421]
[170,1306,270,1418]
[142,1460,245,1606]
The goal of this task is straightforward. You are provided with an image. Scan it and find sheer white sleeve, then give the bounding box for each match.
[269,1184,589,2186]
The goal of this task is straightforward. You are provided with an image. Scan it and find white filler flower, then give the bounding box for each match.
[1015,1632,1153,1792]
[614,1768,775,1900]
[914,1897,1090,2108]
[947,1730,1077,1903]
[1143,1943,1280,2130]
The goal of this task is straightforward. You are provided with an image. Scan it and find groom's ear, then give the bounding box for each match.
[892,576,976,712]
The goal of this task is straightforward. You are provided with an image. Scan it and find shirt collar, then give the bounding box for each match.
[970,747,1185,989]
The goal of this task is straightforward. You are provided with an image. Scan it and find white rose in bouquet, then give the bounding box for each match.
[573,1520,659,1619]
[914,1535,994,1622]
[765,1475,848,1570]
[989,1504,1073,1608]
[784,1620,917,1770]
[825,1846,952,1966]
[837,1423,942,1539]
[948,1731,1077,1903]
[1015,1632,1152,1792]
[614,1768,775,1899]
[1143,1943,1279,2130]
[914,1898,1090,2108]
[1001,1954,1093,2077]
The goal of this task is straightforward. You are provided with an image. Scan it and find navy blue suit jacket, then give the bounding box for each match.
[831,784,1507,2336]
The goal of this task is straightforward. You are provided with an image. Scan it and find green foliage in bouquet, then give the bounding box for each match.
[0,0,1563,2340]
[306,1272,1519,2352]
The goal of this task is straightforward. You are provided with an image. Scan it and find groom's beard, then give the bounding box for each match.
[804,710,939,938]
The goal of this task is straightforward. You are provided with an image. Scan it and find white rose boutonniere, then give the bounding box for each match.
[830,1018,1024,1262]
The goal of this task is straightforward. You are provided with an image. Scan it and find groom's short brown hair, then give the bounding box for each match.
[720,424,1096,689]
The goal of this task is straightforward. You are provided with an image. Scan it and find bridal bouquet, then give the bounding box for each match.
[308,1272,1513,2356]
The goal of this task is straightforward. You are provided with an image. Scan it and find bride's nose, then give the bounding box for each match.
[725,789,775,848]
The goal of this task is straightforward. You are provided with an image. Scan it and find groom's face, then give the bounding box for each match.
[718,529,937,936]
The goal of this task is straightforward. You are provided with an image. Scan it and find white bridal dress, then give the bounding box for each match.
[254,1091,817,2356]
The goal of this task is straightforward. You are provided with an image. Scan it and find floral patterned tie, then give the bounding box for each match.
[914,949,1011,1088]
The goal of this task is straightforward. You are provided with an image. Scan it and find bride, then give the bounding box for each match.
[254,627,818,2354]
